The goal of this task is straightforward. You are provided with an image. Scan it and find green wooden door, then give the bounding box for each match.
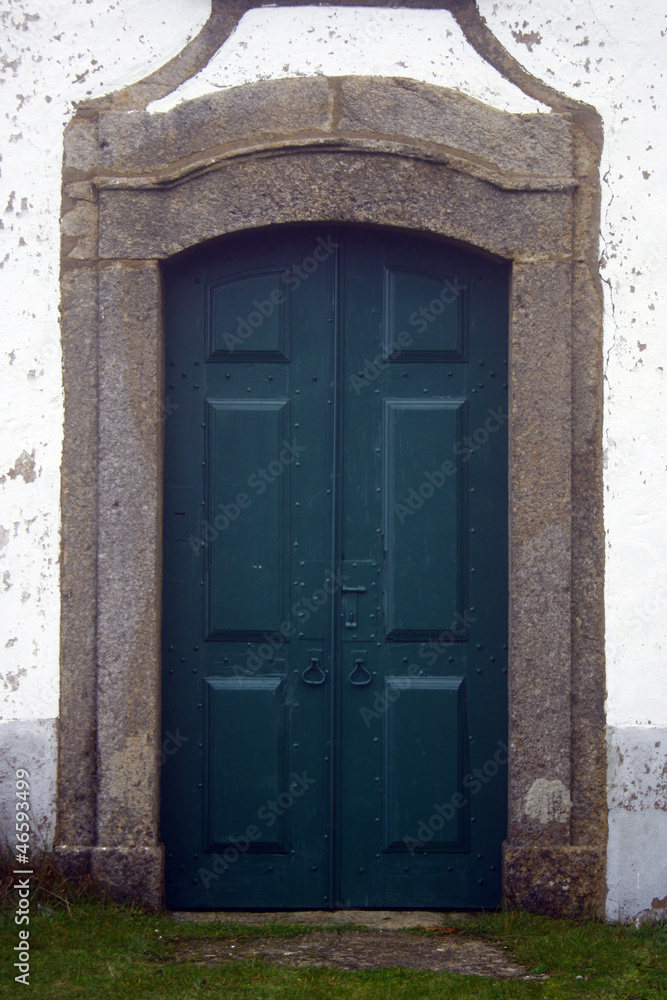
[161,226,508,910]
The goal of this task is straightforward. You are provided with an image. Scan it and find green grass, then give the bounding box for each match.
[0,898,664,999]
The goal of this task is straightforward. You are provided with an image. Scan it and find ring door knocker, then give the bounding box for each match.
[348,657,372,686]
[301,657,326,686]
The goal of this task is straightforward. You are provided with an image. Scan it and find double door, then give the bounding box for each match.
[161,225,508,909]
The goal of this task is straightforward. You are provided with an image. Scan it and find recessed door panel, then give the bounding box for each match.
[208,269,291,361]
[206,398,290,639]
[205,675,289,852]
[383,398,467,639]
[383,676,467,853]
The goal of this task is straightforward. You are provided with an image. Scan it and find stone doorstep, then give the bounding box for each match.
[159,919,546,979]
[169,909,470,929]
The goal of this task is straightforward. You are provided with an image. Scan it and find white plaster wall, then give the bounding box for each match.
[475,0,667,922]
[0,0,210,848]
[149,6,545,114]
[1,0,665,919]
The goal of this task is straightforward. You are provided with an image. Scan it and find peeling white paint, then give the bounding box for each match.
[0,719,57,849]
[479,0,667,731]
[1,0,666,919]
[0,0,210,838]
[149,6,547,114]
[607,726,667,921]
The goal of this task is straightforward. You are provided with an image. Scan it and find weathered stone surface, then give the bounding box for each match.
[508,261,572,845]
[98,151,572,262]
[570,260,606,849]
[504,844,605,918]
[96,263,163,848]
[58,267,99,847]
[53,845,92,879]
[91,846,164,910]
[98,77,335,174]
[63,116,100,175]
[338,76,574,180]
[95,76,574,192]
[60,200,98,260]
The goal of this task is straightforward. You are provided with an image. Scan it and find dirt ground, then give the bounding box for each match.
[167,911,547,979]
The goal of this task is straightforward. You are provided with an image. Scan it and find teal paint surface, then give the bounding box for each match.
[161,226,508,909]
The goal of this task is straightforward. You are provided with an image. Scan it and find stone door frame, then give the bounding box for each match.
[56,3,605,917]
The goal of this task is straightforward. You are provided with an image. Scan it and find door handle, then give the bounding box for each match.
[301,658,326,686]
[348,658,372,687]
